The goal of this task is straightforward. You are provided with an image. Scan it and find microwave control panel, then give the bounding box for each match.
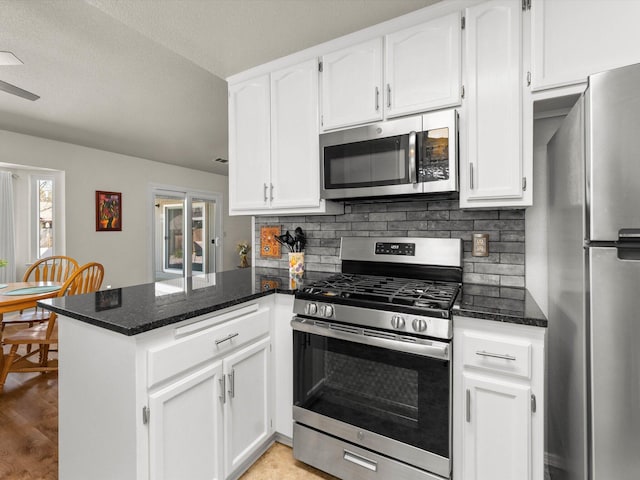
[375,242,415,256]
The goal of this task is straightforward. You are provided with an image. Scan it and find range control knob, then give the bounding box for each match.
[412,318,428,332]
[391,315,405,329]
[305,303,318,315]
[320,304,334,318]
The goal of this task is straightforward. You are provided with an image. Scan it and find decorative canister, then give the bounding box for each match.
[289,252,305,277]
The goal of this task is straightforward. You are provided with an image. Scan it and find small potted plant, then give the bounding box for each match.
[237,242,251,268]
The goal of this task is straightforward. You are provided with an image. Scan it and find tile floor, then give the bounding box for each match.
[239,442,337,480]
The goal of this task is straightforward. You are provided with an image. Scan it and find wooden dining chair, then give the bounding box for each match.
[0,262,104,390]
[1,255,79,333]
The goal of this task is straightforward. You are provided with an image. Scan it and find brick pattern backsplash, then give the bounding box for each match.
[254,199,525,287]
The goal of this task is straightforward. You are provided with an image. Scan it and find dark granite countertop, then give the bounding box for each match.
[39,267,546,336]
[454,283,547,328]
[37,267,326,336]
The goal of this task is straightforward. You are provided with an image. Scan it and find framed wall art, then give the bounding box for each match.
[260,225,281,258]
[96,191,122,231]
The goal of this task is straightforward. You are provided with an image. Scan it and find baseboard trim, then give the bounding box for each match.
[274,432,292,447]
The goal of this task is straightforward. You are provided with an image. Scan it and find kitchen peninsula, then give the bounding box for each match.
[40,267,545,480]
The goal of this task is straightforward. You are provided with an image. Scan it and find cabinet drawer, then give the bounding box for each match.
[148,306,270,388]
[461,331,532,379]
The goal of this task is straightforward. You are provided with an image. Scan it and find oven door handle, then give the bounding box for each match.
[291,317,450,361]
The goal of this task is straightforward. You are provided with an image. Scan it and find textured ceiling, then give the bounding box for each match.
[0,0,440,175]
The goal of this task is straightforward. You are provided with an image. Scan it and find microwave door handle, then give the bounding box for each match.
[408,131,417,183]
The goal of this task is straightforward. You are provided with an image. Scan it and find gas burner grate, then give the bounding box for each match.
[302,274,460,310]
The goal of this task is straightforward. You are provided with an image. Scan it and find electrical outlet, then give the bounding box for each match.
[472,233,489,257]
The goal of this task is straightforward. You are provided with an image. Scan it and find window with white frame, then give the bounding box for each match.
[33,176,54,259]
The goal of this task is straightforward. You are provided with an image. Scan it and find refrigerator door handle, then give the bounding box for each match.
[618,228,640,240]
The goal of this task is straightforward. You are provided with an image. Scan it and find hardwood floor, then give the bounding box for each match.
[0,339,58,480]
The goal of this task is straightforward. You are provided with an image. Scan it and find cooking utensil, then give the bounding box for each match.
[293,227,306,252]
[275,231,295,252]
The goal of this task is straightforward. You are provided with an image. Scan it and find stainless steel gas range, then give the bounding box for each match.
[292,237,463,480]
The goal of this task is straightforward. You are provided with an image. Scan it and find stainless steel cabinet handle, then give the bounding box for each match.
[375,87,380,111]
[263,183,268,202]
[387,84,392,108]
[343,450,377,471]
[476,350,516,361]
[270,183,274,202]
[228,370,235,399]
[219,376,226,404]
[469,163,474,190]
[215,332,239,346]
[408,131,417,184]
[466,389,471,422]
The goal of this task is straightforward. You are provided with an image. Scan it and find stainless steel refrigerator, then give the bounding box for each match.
[547,62,640,480]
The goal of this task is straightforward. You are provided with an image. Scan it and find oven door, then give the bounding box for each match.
[292,317,451,478]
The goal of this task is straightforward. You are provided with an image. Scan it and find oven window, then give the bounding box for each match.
[324,135,409,189]
[419,127,450,183]
[293,330,450,458]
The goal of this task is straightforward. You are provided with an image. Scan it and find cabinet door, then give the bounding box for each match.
[461,0,525,207]
[270,59,320,209]
[273,295,294,438]
[321,38,383,130]
[462,373,532,480]
[228,75,271,212]
[223,337,271,477]
[531,0,640,90]
[148,362,224,480]
[385,12,462,118]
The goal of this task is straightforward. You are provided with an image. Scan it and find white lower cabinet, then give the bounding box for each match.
[148,362,225,480]
[58,298,276,480]
[453,316,545,480]
[148,336,271,480]
[223,337,271,476]
[461,373,532,480]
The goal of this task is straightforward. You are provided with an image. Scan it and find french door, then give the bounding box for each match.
[151,187,222,282]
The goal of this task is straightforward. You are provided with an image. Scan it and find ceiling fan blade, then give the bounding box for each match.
[0,79,40,101]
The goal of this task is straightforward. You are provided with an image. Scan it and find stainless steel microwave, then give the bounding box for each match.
[320,109,458,200]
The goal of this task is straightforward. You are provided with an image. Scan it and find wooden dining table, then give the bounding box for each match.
[0,281,63,323]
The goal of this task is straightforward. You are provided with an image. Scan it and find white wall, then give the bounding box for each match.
[525,116,565,317]
[0,129,250,288]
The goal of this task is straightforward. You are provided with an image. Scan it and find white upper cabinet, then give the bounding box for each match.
[270,59,321,209]
[531,0,640,91]
[228,75,271,212]
[320,38,383,130]
[320,14,463,130]
[460,0,531,208]
[385,12,462,118]
[228,61,342,216]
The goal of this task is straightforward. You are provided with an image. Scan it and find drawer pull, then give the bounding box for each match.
[476,350,516,361]
[343,450,377,472]
[215,332,239,346]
